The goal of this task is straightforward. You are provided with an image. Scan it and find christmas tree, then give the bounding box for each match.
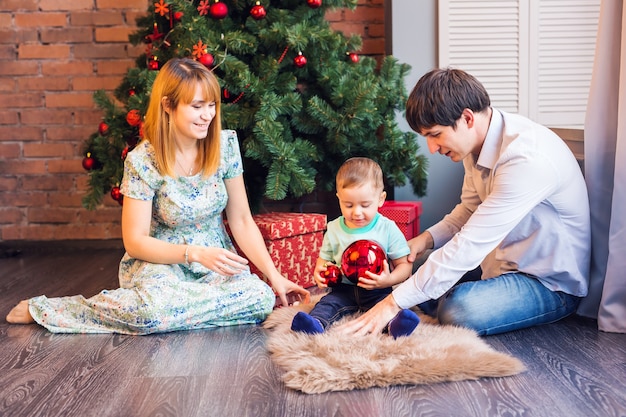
[81,0,428,211]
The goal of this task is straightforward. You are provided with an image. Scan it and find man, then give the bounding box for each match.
[339,68,590,336]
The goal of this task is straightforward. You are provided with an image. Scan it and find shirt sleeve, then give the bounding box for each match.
[222,130,244,180]
[383,218,411,260]
[120,143,161,201]
[393,146,561,308]
[319,219,340,263]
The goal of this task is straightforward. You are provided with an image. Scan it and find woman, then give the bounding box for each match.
[6,58,310,334]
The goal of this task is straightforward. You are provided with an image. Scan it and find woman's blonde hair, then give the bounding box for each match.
[143,58,222,178]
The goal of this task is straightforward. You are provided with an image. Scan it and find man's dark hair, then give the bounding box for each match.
[405,68,491,134]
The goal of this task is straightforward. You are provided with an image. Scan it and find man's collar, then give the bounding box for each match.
[475,108,503,169]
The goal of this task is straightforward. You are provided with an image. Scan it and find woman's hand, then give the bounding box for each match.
[269,275,311,307]
[188,246,248,276]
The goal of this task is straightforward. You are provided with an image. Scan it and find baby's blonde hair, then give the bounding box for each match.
[336,157,384,191]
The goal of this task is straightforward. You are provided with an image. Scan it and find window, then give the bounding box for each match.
[439,0,600,128]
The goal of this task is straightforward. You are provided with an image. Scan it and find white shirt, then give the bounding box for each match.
[393,109,591,309]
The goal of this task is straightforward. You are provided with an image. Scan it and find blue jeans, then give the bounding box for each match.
[309,284,392,329]
[419,272,581,336]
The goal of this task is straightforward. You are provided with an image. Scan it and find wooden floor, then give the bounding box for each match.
[1,241,625,417]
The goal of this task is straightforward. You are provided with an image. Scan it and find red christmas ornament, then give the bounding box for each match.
[144,22,164,43]
[126,109,142,127]
[121,146,129,160]
[148,55,160,70]
[321,263,342,287]
[129,89,136,96]
[209,1,228,19]
[348,52,359,63]
[82,152,95,171]
[197,0,210,16]
[199,53,215,68]
[98,121,109,135]
[294,52,307,68]
[173,11,184,21]
[110,186,123,202]
[341,240,386,284]
[307,0,322,8]
[154,0,169,17]
[250,2,266,20]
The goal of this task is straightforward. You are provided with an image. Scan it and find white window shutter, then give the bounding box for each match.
[529,0,600,127]
[439,0,600,128]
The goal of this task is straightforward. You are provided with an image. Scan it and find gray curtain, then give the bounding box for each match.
[577,0,626,333]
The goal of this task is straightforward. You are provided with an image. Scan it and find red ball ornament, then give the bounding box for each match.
[148,55,160,70]
[294,52,307,68]
[98,121,109,135]
[199,53,214,68]
[348,52,359,63]
[307,0,322,8]
[126,109,141,127]
[121,146,129,160]
[82,152,95,171]
[110,186,123,202]
[321,263,342,287]
[341,240,386,284]
[173,11,184,21]
[250,2,266,20]
[209,1,228,19]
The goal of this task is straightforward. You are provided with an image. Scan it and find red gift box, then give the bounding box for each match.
[227,212,326,288]
[378,201,422,240]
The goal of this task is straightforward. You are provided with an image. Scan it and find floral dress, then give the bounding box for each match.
[28,130,275,334]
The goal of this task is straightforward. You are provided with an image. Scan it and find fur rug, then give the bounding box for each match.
[263,301,526,394]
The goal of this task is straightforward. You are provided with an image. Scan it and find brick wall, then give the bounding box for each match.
[0,0,386,241]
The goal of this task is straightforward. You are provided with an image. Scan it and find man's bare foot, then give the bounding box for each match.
[6,300,34,324]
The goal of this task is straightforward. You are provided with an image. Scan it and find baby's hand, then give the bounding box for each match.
[314,264,329,288]
[320,263,342,287]
[358,260,392,290]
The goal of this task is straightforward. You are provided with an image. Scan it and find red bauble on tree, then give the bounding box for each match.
[148,55,160,70]
[209,1,228,19]
[307,0,322,8]
[173,11,184,22]
[199,52,214,68]
[348,52,359,63]
[126,109,142,127]
[341,240,386,284]
[250,2,266,20]
[98,121,109,135]
[110,186,123,204]
[121,146,129,161]
[82,152,95,171]
[294,52,307,68]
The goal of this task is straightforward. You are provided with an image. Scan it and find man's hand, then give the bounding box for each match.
[407,231,434,263]
[335,294,401,336]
